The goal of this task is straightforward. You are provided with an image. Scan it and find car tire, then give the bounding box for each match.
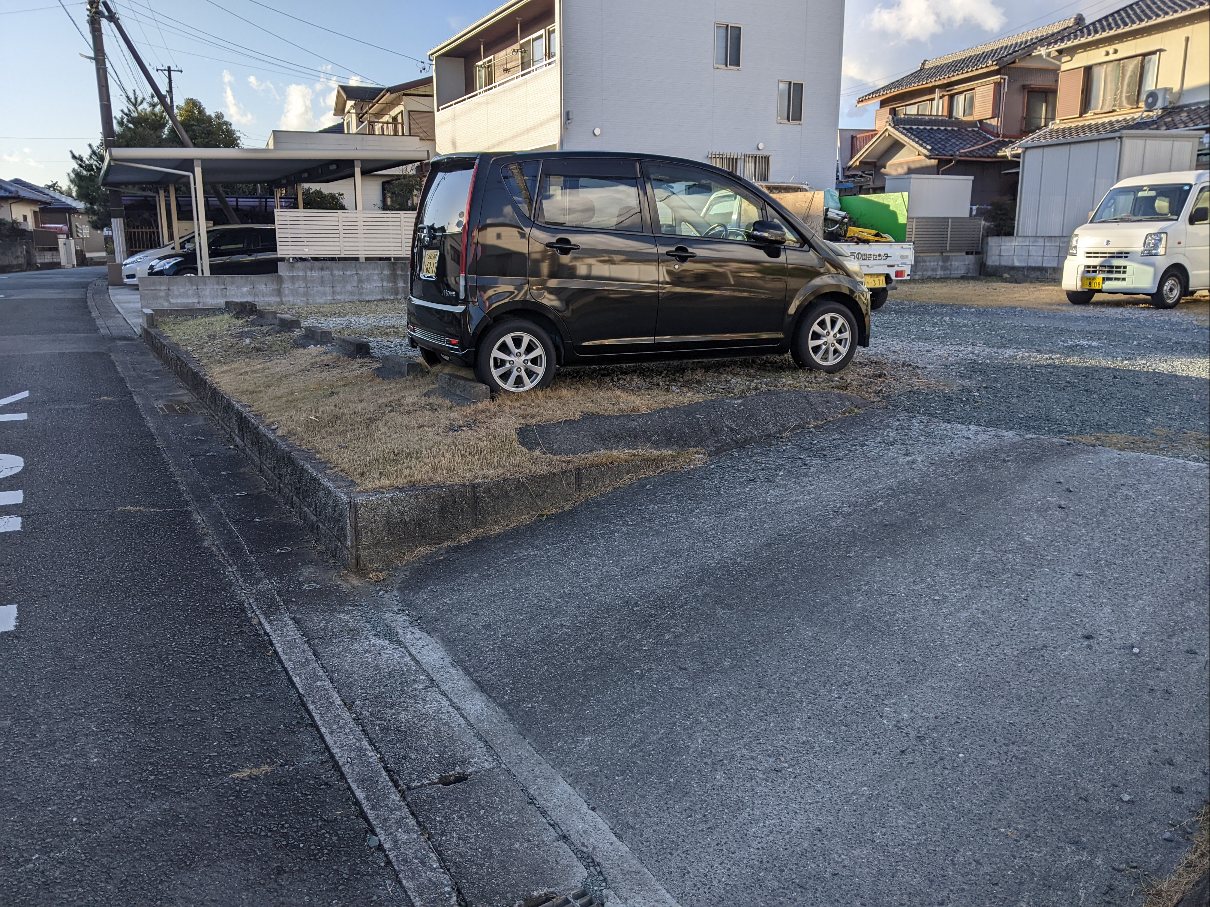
[475,319,557,394]
[1066,290,1094,305]
[1150,268,1185,309]
[869,288,889,311]
[177,268,197,277]
[792,300,858,373]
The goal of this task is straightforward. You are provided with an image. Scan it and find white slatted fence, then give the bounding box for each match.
[274,210,415,259]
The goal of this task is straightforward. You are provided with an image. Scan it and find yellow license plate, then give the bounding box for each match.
[863,274,887,288]
[420,249,440,279]
[1081,276,1103,290]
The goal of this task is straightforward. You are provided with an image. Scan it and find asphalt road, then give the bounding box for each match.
[0,269,399,906]
[394,297,1210,905]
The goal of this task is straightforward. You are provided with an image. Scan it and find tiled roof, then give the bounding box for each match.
[856,17,1084,104]
[6,177,81,209]
[1005,101,1210,152]
[1039,0,1208,50]
[892,116,1016,159]
[337,84,382,102]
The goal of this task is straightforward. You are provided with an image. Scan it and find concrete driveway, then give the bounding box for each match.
[394,296,1209,905]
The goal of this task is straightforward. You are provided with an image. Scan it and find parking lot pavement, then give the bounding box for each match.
[394,297,1209,904]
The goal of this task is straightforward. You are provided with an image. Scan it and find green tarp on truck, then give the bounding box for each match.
[839,193,909,242]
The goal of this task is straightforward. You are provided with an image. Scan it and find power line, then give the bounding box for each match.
[199,0,381,85]
[117,1,374,85]
[56,0,90,47]
[133,40,350,86]
[1,1,84,13]
[243,0,429,70]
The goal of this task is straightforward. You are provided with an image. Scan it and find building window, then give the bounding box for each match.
[1024,89,1056,133]
[897,99,935,116]
[950,90,975,118]
[715,23,741,68]
[475,58,495,91]
[1084,52,1159,114]
[778,81,804,123]
[520,25,557,71]
[707,152,771,183]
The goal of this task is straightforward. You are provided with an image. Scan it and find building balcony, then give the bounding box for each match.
[435,58,560,154]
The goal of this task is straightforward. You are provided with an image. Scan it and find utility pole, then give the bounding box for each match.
[155,65,182,109]
[99,2,241,225]
[86,0,128,279]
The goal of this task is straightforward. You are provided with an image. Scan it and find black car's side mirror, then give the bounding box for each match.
[750,220,787,245]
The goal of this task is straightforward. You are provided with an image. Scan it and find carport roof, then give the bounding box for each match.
[100,146,426,188]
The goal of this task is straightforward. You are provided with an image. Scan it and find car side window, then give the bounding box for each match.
[209,231,247,255]
[646,163,764,243]
[536,172,644,233]
[1188,186,1209,225]
[500,160,540,220]
[255,232,278,253]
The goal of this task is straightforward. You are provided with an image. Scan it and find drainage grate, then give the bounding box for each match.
[524,888,603,907]
[156,401,193,415]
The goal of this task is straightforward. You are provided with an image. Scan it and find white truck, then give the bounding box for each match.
[763,184,913,310]
[833,241,914,310]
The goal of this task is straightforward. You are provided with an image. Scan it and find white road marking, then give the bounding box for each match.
[0,391,29,407]
[0,454,23,480]
[0,490,22,506]
[0,516,21,533]
[0,605,15,633]
[0,391,27,421]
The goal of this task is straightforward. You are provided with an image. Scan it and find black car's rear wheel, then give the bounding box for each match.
[475,320,557,394]
[792,300,858,373]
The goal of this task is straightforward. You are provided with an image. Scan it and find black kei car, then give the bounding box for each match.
[407,151,871,395]
[144,224,281,277]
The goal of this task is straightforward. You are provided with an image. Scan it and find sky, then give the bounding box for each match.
[0,0,1126,190]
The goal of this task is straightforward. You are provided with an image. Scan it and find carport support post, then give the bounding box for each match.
[193,158,210,277]
[353,159,365,262]
[155,188,169,246]
[168,186,180,250]
[295,183,303,210]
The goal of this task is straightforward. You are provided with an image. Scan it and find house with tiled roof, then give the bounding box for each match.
[998,0,1208,245]
[846,16,1085,205]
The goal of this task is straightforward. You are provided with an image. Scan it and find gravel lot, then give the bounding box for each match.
[871,295,1209,462]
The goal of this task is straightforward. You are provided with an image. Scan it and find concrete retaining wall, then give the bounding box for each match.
[911,253,982,279]
[984,236,1066,280]
[0,235,36,273]
[142,326,669,571]
[140,259,409,309]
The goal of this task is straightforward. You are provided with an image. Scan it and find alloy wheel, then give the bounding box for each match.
[807,312,852,367]
[489,331,547,392]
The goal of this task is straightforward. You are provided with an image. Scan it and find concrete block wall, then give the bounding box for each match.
[984,236,1067,271]
[911,253,982,279]
[139,260,410,308]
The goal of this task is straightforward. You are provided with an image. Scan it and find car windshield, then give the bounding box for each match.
[1091,183,1193,222]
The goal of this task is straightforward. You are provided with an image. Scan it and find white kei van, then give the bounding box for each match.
[1063,169,1209,308]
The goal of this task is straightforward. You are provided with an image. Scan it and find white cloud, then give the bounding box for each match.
[247,75,280,101]
[2,149,43,169]
[868,0,1006,42]
[222,70,254,127]
[279,83,315,131]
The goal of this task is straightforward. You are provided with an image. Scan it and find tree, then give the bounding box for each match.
[44,180,67,195]
[67,93,243,228]
[382,173,423,211]
[301,187,346,210]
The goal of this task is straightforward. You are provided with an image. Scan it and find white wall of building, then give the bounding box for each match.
[435,62,561,154]
[559,0,844,187]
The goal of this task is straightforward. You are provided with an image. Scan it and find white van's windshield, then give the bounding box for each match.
[1091,183,1193,223]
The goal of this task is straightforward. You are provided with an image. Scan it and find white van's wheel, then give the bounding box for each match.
[1150,268,1185,309]
[1066,290,1094,305]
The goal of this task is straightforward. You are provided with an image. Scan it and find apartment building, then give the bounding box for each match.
[430,0,844,188]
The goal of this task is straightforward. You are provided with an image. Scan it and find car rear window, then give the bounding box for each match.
[417,162,476,236]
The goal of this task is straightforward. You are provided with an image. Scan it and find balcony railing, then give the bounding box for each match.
[439,56,556,111]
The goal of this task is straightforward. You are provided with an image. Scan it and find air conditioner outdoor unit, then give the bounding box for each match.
[1144,87,1173,111]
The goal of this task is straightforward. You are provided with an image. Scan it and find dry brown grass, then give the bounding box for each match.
[894,278,1210,322]
[1144,806,1209,907]
[159,314,921,491]
[269,300,406,319]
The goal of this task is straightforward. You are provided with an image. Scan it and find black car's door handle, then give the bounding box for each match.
[666,246,697,262]
[544,239,581,255]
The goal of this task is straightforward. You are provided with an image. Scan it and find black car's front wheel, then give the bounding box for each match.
[475,320,557,395]
[793,300,858,373]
